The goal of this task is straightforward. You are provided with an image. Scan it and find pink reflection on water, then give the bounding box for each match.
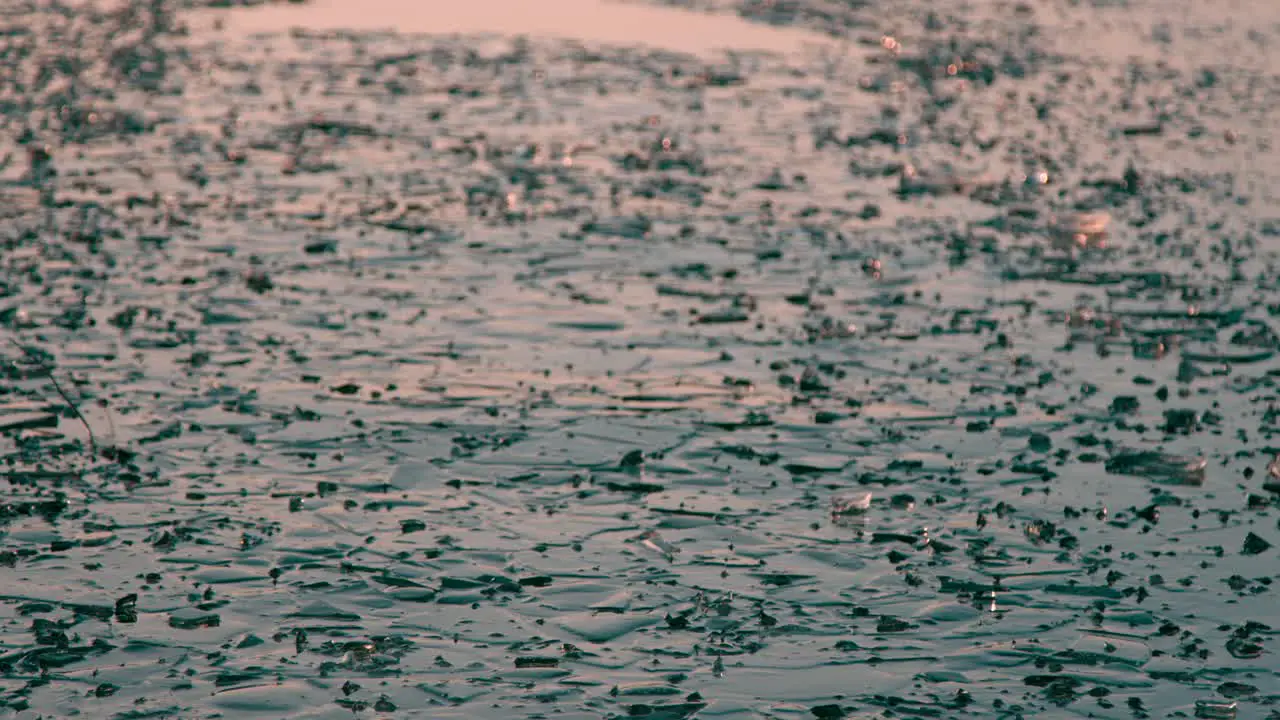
[198,0,832,56]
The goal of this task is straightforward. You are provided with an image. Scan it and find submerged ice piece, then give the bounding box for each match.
[831,491,873,516]
[1105,447,1207,485]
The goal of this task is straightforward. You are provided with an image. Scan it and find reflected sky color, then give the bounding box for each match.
[198,0,835,56]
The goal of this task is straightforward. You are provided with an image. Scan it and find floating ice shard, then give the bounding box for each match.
[831,491,873,516]
[634,529,679,561]
[1194,699,1236,719]
[1051,210,1111,250]
[1055,210,1111,237]
[1105,447,1207,485]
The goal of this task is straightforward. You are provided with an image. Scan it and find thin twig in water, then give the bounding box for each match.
[9,338,97,455]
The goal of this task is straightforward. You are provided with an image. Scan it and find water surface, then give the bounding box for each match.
[0,0,1277,718]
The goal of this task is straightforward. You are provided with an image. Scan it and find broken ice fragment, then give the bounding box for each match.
[1265,456,1280,493]
[1105,447,1206,485]
[1195,699,1236,719]
[1241,532,1272,556]
[635,530,679,561]
[1051,211,1110,250]
[831,491,872,516]
[1055,211,1110,237]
